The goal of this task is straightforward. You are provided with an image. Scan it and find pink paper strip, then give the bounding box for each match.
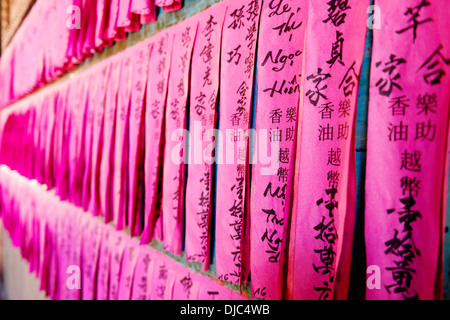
[163,0,182,13]
[117,238,140,299]
[55,85,71,201]
[108,229,127,300]
[58,204,71,300]
[89,64,111,217]
[73,78,90,207]
[81,72,96,212]
[81,218,103,300]
[161,19,198,254]
[82,0,98,56]
[216,0,261,286]
[67,79,84,205]
[196,279,235,300]
[100,60,120,221]
[69,209,83,300]
[131,0,157,24]
[48,204,60,300]
[141,31,173,244]
[148,256,176,300]
[117,0,141,33]
[365,0,450,300]
[77,0,93,60]
[290,0,369,300]
[106,0,126,42]
[172,264,200,300]
[128,41,152,237]
[66,0,82,65]
[130,245,155,300]
[96,225,112,300]
[249,0,308,300]
[34,98,45,184]
[94,0,111,49]
[184,1,227,269]
[113,53,133,230]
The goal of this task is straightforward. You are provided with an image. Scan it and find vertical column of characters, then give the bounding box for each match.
[216,0,262,287]
[366,0,450,300]
[291,0,369,300]
[184,2,228,270]
[100,59,121,223]
[141,31,174,243]
[161,20,199,255]
[113,54,132,230]
[128,42,152,236]
[250,0,308,300]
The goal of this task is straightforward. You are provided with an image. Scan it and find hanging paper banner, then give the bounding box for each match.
[38,192,53,295]
[72,79,89,207]
[163,0,182,12]
[117,238,140,300]
[289,0,369,300]
[184,1,227,270]
[48,201,60,300]
[148,254,176,300]
[130,244,155,300]
[172,264,201,300]
[108,228,127,300]
[76,0,92,60]
[82,0,98,56]
[128,42,152,237]
[61,206,83,300]
[249,0,308,300]
[81,71,96,212]
[96,224,112,300]
[131,0,157,24]
[33,98,45,185]
[161,19,198,255]
[94,0,111,49]
[141,31,173,243]
[365,0,450,300]
[100,59,120,222]
[90,63,111,217]
[117,0,141,33]
[196,278,240,300]
[68,79,84,206]
[216,0,261,286]
[81,217,103,300]
[113,53,133,230]
[107,0,126,42]
[55,84,71,201]
[66,0,83,65]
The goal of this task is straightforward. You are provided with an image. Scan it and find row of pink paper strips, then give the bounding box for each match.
[0,0,379,301]
[0,0,182,109]
[1,0,450,301]
[0,165,246,300]
[0,0,261,296]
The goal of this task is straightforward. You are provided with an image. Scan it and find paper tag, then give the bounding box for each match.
[184,1,227,269]
[365,0,450,300]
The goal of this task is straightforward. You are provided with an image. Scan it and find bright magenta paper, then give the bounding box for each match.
[290,0,369,300]
[184,0,227,270]
[365,0,450,300]
[249,0,308,300]
[216,0,261,286]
